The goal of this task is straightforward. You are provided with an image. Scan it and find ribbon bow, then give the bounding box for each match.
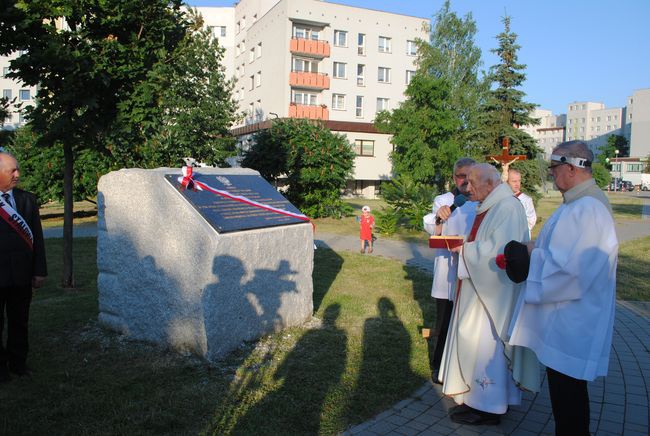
[180,166,199,191]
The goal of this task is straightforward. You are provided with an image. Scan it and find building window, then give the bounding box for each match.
[334,30,347,47]
[332,93,345,110]
[2,67,9,77]
[256,42,262,58]
[354,139,374,156]
[2,89,11,100]
[249,75,254,91]
[376,97,389,112]
[378,67,391,83]
[256,71,261,87]
[249,48,255,63]
[292,91,318,106]
[378,36,391,53]
[358,33,366,55]
[236,21,240,34]
[581,104,586,110]
[627,163,643,172]
[406,40,417,56]
[333,62,347,79]
[357,64,365,86]
[294,26,319,40]
[405,70,415,85]
[356,96,363,118]
[208,26,226,38]
[293,57,318,73]
[19,89,30,101]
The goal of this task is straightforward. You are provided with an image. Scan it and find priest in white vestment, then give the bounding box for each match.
[508,141,618,435]
[440,164,540,426]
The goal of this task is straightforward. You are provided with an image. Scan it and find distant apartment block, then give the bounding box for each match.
[519,109,566,158]
[1,51,37,130]
[197,0,427,198]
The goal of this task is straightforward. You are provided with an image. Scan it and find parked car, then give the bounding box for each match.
[609,179,634,191]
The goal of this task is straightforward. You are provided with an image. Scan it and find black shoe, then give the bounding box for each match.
[431,369,443,385]
[449,403,471,416]
[0,365,9,383]
[450,407,501,425]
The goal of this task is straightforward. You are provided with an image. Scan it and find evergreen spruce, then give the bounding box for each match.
[477,15,544,197]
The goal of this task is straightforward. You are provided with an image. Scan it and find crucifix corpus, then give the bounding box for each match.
[488,136,527,181]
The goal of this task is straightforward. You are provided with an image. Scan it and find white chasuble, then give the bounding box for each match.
[440,183,541,413]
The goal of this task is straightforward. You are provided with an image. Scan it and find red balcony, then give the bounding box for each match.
[289,71,330,90]
[288,103,329,120]
[290,38,330,58]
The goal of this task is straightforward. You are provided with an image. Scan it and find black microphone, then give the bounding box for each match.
[435,194,468,225]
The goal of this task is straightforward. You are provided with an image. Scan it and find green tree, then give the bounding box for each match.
[476,15,543,199]
[597,135,629,168]
[109,8,238,169]
[375,74,460,191]
[591,162,611,189]
[243,119,355,218]
[417,0,487,158]
[2,0,187,287]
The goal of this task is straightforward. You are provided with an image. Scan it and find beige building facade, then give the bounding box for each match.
[197,0,427,198]
[0,51,37,130]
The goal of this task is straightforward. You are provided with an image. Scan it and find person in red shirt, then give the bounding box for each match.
[359,205,375,254]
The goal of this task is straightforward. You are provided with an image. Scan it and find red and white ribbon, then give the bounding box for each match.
[0,194,34,250]
[177,166,310,222]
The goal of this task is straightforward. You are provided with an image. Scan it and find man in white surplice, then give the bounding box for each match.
[508,141,618,435]
[423,157,476,383]
[440,164,540,426]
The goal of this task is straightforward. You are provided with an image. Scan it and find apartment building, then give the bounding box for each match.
[197,0,427,198]
[0,51,37,130]
[625,88,650,158]
[520,109,566,158]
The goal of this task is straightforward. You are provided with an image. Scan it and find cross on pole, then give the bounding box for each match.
[488,136,527,181]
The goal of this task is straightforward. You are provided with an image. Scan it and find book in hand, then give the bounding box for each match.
[428,235,464,250]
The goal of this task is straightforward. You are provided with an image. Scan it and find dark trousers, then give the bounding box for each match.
[431,298,453,371]
[0,285,33,370]
[546,367,590,436]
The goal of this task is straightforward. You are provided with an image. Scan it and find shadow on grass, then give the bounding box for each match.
[312,245,344,312]
[350,297,417,420]
[40,209,97,220]
[611,203,643,218]
[214,303,347,435]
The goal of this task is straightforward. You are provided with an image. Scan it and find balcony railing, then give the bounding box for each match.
[289,71,330,90]
[290,38,330,58]
[288,103,329,120]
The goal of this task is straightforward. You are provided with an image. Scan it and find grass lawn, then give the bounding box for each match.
[0,238,434,435]
[1,230,648,434]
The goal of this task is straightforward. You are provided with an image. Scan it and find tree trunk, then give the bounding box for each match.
[63,142,75,288]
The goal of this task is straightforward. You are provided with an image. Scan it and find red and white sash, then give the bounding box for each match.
[177,166,310,222]
[0,194,34,250]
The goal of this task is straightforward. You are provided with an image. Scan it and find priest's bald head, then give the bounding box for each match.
[467,163,502,202]
[548,141,594,194]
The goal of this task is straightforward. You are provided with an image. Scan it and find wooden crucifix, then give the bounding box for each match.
[488,136,527,182]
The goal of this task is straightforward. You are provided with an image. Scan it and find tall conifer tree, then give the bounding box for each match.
[477,15,544,196]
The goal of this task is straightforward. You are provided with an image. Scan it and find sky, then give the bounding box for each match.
[188,0,650,115]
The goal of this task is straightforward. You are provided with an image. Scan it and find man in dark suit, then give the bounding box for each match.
[0,151,47,382]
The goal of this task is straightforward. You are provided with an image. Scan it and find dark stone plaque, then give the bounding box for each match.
[164,173,307,233]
